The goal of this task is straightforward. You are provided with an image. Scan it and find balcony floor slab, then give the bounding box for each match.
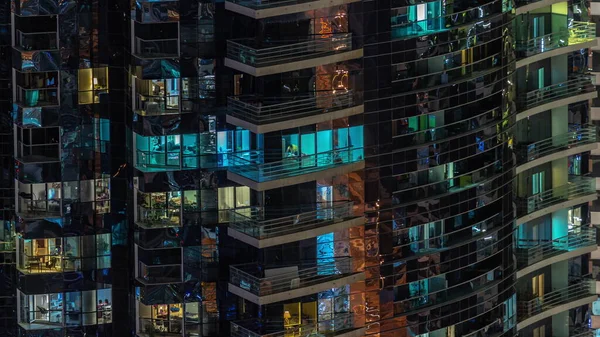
[226,104,364,134]
[227,160,365,191]
[227,216,365,248]
[517,39,597,69]
[516,143,598,174]
[517,295,597,331]
[228,272,365,305]
[224,49,363,77]
[516,193,598,225]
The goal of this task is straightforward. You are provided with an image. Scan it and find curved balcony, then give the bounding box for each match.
[516,226,596,278]
[516,22,597,68]
[226,90,363,134]
[463,315,517,337]
[227,202,363,248]
[230,313,364,337]
[16,194,62,220]
[516,176,597,225]
[227,148,364,191]
[228,258,364,305]
[517,277,597,330]
[225,0,362,19]
[515,125,598,174]
[225,34,361,76]
[516,76,596,121]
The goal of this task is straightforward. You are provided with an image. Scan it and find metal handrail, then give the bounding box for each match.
[229,257,356,296]
[226,33,352,67]
[230,312,356,337]
[229,201,355,239]
[515,125,597,164]
[517,277,595,321]
[227,90,358,125]
[516,176,596,217]
[228,147,364,183]
[518,76,594,111]
[516,22,595,55]
[515,226,596,268]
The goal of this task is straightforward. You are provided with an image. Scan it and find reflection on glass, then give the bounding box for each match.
[18,289,112,327]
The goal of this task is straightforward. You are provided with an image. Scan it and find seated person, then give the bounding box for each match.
[286,144,299,157]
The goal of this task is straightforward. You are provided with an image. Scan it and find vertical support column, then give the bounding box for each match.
[550,54,569,248]
[552,311,569,337]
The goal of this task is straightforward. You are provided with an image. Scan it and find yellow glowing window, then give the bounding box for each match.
[78,67,109,104]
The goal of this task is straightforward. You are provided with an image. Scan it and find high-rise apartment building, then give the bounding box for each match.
[2,0,599,337]
[511,0,599,336]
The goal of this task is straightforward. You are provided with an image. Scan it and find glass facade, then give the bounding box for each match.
[0,0,596,337]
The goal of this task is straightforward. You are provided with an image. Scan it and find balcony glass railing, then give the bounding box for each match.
[15,30,58,51]
[16,86,59,107]
[134,38,179,58]
[515,125,597,164]
[394,266,503,315]
[517,76,594,111]
[517,277,595,321]
[139,317,183,335]
[19,253,110,274]
[230,313,357,337]
[17,196,62,218]
[138,262,182,284]
[226,34,353,68]
[229,258,356,297]
[228,148,364,183]
[516,176,596,217]
[229,202,356,240]
[16,141,60,163]
[516,226,595,268]
[137,206,181,229]
[516,22,595,57]
[227,90,359,125]
[135,93,180,115]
